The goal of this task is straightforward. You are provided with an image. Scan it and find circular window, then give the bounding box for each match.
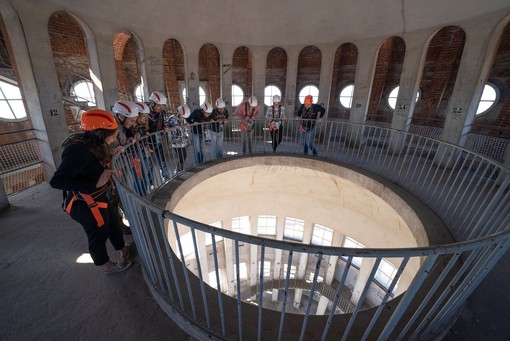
[298,85,319,104]
[264,85,281,106]
[232,84,244,106]
[134,83,145,102]
[182,87,207,105]
[339,85,354,109]
[387,86,421,110]
[71,80,96,107]
[475,84,498,116]
[0,80,27,120]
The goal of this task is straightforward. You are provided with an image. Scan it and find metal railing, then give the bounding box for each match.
[112,119,510,340]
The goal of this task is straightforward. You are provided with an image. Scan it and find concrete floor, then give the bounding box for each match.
[1,182,509,340]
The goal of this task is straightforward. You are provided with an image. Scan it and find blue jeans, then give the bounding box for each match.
[209,128,224,158]
[191,133,204,164]
[303,125,318,155]
[241,129,254,154]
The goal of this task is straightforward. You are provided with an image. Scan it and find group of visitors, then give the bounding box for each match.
[49,91,326,275]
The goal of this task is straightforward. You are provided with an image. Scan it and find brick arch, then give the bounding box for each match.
[232,46,252,98]
[265,47,287,102]
[296,45,322,110]
[413,26,466,128]
[113,30,141,101]
[329,43,359,120]
[48,10,91,132]
[163,38,185,110]
[472,21,510,138]
[198,43,220,103]
[367,36,406,123]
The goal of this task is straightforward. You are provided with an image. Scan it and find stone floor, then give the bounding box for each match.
[1,182,509,340]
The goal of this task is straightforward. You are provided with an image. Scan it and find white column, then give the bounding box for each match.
[220,45,235,109]
[272,215,285,302]
[318,45,336,114]
[249,215,258,287]
[195,231,209,285]
[14,7,67,172]
[284,49,300,115]
[93,32,118,110]
[351,257,376,305]
[388,31,431,152]
[184,42,201,108]
[293,221,313,309]
[143,39,166,94]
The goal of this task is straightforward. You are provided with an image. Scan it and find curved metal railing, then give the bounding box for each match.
[113,118,510,340]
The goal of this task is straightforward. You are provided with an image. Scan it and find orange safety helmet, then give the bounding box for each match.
[304,95,313,105]
[80,109,119,131]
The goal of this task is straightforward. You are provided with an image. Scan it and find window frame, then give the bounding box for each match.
[298,85,319,105]
[475,83,499,116]
[339,84,354,109]
[264,85,282,106]
[70,79,96,107]
[231,84,244,107]
[0,79,27,121]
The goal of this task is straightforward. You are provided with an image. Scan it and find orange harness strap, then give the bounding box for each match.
[133,157,142,178]
[65,192,108,227]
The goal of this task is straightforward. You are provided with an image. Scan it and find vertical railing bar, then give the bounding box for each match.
[458,169,502,234]
[211,234,226,336]
[278,251,294,341]
[431,148,464,201]
[438,153,476,212]
[362,256,410,341]
[321,256,353,341]
[423,240,509,338]
[158,214,186,309]
[299,253,323,341]
[190,226,211,328]
[257,245,266,341]
[477,189,510,237]
[401,253,461,339]
[173,222,197,320]
[467,176,510,240]
[420,140,440,194]
[235,240,243,341]
[360,125,371,163]
[378,254,439,340]
[153,212,176,302]
[341,257,382,341]
[145,206,169,292]
[424,143,451,197]
[485,200,510,236]
[447,158,493,219]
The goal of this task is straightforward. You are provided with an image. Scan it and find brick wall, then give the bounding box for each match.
[296,45,321,112]
[48,11,90,132]
[328,43,358,120]
[113,31,141,102]
[198,44,221,105]
[367,37,405,123]
[265,47,287,101]
[412,26,465,127]
[232,46,252,99]
[472,22,510,138]
[163,38,185,110]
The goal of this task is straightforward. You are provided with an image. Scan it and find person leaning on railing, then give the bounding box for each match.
[296,95,325,156]
[49,109,133,275]
[266,95,286,152]
[186,101,213,164]
[235,96,260,155]
[147,91,171,181]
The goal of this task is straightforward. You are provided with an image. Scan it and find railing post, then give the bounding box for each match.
[0,177,9,210]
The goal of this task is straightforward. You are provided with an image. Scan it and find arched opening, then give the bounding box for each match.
[265,47,287,104]
[328,43,358,120]
[232,46,252,101]
[198,43,220,106]
[113,30,143,102]
[296,45,321,112]
[163,38,185,110]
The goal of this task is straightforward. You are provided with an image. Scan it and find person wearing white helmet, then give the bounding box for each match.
[167,104,191,173]
[129,101,154,194]
[147,91,170,180]
[112,99,139,147]
[186,101,213,164]
[266,95,286,152]
[234,95,260,154]
[209,98,229,158]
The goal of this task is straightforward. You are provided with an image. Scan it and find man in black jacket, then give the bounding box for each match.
[296,95,325,155]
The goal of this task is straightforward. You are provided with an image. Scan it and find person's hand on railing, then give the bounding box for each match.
[96,169,115,188]
[299,124,306,133]
[240,122,248,132]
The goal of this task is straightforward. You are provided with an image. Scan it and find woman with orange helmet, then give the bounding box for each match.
[50,109,133,274]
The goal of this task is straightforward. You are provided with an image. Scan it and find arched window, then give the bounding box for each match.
[0,80,27,120]
[231,84,244,106]
[182,87,206,105]
[298,85,319,104]
[71,80,95,107]
[339,85,354,109]
[387,86,421,110]
[264,85,281,106]
[134,83,145,102]
[476,83,498,115]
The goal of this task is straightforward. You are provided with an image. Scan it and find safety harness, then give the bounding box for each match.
[64,184,110,227]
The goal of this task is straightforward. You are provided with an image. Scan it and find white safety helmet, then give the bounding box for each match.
[248,96,258,107]
[177,104,191,118]
[201,101,213,113]
[215,98,226,109]
[272,95,281,103]
[149,91,167,105]
[112,100,139,118]
[134,101,150,114]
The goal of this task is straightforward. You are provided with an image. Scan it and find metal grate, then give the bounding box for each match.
[0,139,41,174]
